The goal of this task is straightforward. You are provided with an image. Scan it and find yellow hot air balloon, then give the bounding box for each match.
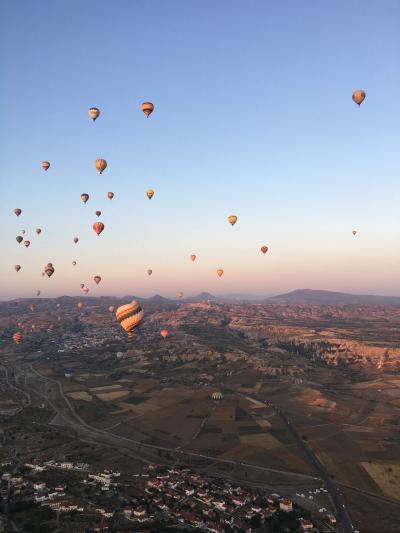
[81,193,89,204]
[94,275,101,285]
[228,215,237,226]
[95,159,107,174]
[160,329,169,339]
[88,107,100,121]
[141,102,154,117]
[352,90,366,106]
[217,269,224,277]
[261,245,269,254]
[146,189,154,200]
[190,254,197,262]
[41,161,50,171]
[116,300,144,338]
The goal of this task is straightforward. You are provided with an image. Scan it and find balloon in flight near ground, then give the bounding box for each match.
[16,236,23,244]
[29,304,36,312]
[261,246,269,254]
[146,189,154,200]
[93,222,104,236]
[73,237,79,244]
[116,300,144,338]
[108,306,115,313]
[41,161,50,171]
[36,228,42,235]
[95,210,101,217]
[95,159,107,174]
[352,90,366,106]
[83,287,89,294]
[77,302,83,309]
[23,240,30,248]
[13,332,23,345]
[160,329,169,339]
[141,102,154,117]
[147,269,153,276]
[217,269,224,277]
[56,303,61,308]
[228,215,237,226]
[94,276,101,285]
[190,254,197,262]
[81,193,89,204]
[177,291,184,299]
[107,191,114,200]
[72,261,77,266]
[15,265,21,272]
[88,107,100,121]
[14,208,22,217]
[44,263,54,277]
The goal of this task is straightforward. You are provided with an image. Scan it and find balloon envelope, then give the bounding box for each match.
[93,222,104,236]
[81,193,89,204]
[41,161,50,171]
[217,269,224,277]
[88,107,100,121]
[141,102,154,117]
[95,159,107,174]
[116,300,144,338]
[190,254,197,262]
[352,90,366,106]
[107,192,114,200]
[146,189,154,200]
[228,215,237,226]
[14,208,22,217]
[261,246,269,254]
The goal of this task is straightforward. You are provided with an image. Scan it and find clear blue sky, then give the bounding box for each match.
[1,0,399,299]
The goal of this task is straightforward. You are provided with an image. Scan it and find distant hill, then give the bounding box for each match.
[267,289,400,306]
[183,292,218,303]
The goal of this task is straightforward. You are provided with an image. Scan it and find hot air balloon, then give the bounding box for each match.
[141,102,154,117]
[83,287,89,294]
[88,107,100,121]
[72,261,77,266]
[77,302,83,309]
[41,161,50,171]
[15,265,21,272]
[107,191,114,200]
[261,246,269,254]
[95,210,101,217]
[56,303,61,308]
[41,272,45,277]
[160,329,169,339]
[115,300,144,338]
[147,269,153,276]
[81,193,89,204]
[190,254,197,262]
[94,276,101,285]
[45,263,54,277]
[24,240,30,248]
[14,208,22,217]
[352,90,366,106]
[217,269,224,277]
[36,228,41,235]
[13,332,23,345]
[177,291,184,299]
[29,304,36,312]
[80,283,85,289]
[64,368,75,379]
[352,230,357,236]
[93,222,104,236]
[228,215,237,226]
[146,189,154,200]
[108,306,115,313]
[73,237,79,244]
[36,290,41,296]
[16,236,23,244]
[21,230,26,235]
[95,159,107,174]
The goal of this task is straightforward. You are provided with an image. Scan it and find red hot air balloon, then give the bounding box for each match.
[93,222,104,236]
[13,332,23,344]
[83,287,89,294]
[160,329,169,339]
[24,240,30,248]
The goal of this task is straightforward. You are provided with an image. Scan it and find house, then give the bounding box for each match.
[299,518,314,531]
[122,507,133,518]
[133,506,146,518]
[279,498,293,512]
[231,495,247,506]
[33,482,46,491]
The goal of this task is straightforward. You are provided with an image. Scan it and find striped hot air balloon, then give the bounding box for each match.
[13,332,23,344]
[41,161,50,171]
[95,159,107,174]
[141,102,154,117]
[88,107,100,121]
[116,300,144,338]
[93,222,104,236]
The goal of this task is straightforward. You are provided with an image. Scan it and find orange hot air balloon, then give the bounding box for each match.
[29,304,36,312]
[177,291,184,299]
[116,300,144,338]
[141,102,154,117]
[107,191,114,200]
[24,240,30,248]
[13,332,23,345]
[83,287,89,294]
[146,188,154,200]
[95,159,107,174]
[108,305,115,313]
[36,228,42,235]
[93,222,104,236]
[94,275,101,285]
[14,208,22,217]
[81,193,89,204]
[228,215,237,226]
[16,236,23,244]
[217,269,224,277]
[41,161,50,171]
[352,230,357,236]
[190,254,197,262]
[88,107,100,121]
[95,210,101,217]
[261,245,269,254]
[73,237,79,244]
[147,269,153,276]
[352,90,366,106]
[72,261,77,266]
[15,265,21,272]
[160,329,169,339]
